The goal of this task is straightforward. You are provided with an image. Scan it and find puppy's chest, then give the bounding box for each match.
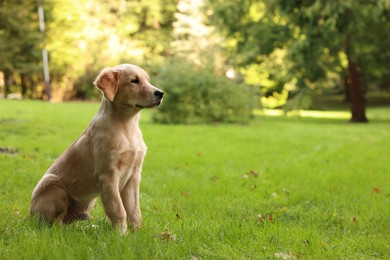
[117,141,147,189]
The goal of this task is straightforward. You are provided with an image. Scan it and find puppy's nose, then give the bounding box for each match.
[154,90,164,99]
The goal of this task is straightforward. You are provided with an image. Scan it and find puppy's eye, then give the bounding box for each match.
[131,78,140,84]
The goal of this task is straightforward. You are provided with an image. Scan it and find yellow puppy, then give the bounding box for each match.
[30,64,164,234]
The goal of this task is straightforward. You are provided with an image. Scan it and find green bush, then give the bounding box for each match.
[153,59,256,124]
[73,66,102,100]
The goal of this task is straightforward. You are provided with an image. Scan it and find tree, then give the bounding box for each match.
[207,0,390,122]
[171,0,219,65]
[0,0,42,97]
[1,0,178,100]
[48,0,178,99]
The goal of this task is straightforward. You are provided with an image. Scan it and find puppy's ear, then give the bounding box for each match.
[94,68,120,102]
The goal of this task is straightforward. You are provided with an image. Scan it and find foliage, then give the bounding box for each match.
[206,0,390,121]
[172,0,221,67]
[72,65,102,100]
[45,0,178,100]
[0,0,43,97]
[1,100,390,258]
[0,0,178,100]
[208,0,390,87]
[153,59,256,124]
[1,0,389,122]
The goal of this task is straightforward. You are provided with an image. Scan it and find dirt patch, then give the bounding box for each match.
[0,147,19,154]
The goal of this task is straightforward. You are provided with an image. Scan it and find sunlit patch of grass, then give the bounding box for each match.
[0,100,389,259]
[255,107,390,122]
[255,109,350,119]
[293,110,350,119]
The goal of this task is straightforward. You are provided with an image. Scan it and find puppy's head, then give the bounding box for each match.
[94,64,164,110]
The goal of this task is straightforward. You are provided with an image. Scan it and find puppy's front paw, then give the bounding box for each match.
[130,221,142,233]
[116,222,128,235]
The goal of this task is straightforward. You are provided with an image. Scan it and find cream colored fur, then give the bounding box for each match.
[30,64,163,234]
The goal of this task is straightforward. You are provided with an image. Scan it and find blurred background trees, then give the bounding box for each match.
[1,0,389,123]
[0,0,42,98]
[208,0,390,122]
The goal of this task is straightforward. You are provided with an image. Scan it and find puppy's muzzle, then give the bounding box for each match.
[154,90,164,106]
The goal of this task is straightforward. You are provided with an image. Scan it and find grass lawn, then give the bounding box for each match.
[0,99,389,259]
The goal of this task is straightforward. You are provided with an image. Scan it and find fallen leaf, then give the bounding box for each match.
[257,214,265,222]
[274,252,297,259]
[156,230,176,241]
[249,170,259,177]
[242,170,260,179]
[373,187,381,193]
[257,213,274,222]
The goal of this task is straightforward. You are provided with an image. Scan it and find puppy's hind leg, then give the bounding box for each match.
[62,198,97,224]
[30,174,69,223]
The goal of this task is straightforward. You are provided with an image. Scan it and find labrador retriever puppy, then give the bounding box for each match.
[30,64,164,234]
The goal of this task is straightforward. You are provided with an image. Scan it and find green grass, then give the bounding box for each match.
[0,100,389,259]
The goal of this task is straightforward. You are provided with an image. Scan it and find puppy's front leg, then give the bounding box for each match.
[99,174,127,234]
[121,171,142,232]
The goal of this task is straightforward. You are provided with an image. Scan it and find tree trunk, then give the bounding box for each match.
[345,34,368,123]
[343,76,351,102]
[28,77,35,99]
[21,73,27,97]
[346,58,368,122]
[3,70,12,98]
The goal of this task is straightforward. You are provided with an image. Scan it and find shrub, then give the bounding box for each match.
[153,59,256,124]
[73,66,102,100]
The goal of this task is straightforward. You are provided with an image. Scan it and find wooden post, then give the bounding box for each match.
[38,0,51,101]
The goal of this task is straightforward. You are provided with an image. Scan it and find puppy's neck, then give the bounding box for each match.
[98,97,141,124]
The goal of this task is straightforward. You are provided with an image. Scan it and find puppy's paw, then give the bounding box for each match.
[116,222,128,235]
[130,221,142,233]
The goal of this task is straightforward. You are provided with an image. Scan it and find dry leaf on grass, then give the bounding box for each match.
[274,252,297,259]
[257,213,273,222]
[156,230,176,241]
[257,214,265,222]
[242,170,260,179]
[249,170,259,177]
